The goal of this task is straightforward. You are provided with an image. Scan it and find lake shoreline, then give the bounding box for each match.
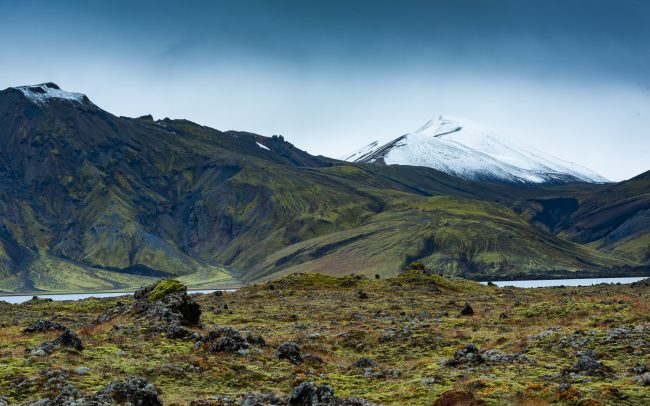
[480,276,647,288]
[0,284,242,297]
[1,276,647,304]
[3,273,649,297]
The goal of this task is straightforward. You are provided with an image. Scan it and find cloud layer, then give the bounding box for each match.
[1,0,648,180]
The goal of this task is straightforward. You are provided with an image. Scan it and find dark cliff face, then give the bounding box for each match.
[0,84,647,292]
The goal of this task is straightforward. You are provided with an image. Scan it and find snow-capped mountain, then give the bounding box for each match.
[14,82,88,105]
[343,116,608,184]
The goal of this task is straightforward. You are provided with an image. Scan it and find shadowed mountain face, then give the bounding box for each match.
[556,171,650,264]
[0,84,647,292]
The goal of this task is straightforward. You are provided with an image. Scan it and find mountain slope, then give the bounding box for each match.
[0,83,645,292]
[555,170,650,264]
[0,83,333,290]
[248,194,632,282]
[344,116,607,184]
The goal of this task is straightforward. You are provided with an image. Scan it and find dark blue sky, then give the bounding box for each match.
[1,0,649,179]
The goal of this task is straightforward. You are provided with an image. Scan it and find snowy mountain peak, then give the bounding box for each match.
[14,83,87,105]
[344,115,608,184]
[416,115,466,137]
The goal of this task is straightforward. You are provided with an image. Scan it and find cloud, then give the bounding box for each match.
[0,0,648,180]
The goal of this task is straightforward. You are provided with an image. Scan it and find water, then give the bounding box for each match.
[480,276,646,288]
[0,289,234,305]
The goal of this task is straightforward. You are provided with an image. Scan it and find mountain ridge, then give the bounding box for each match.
[0,83,647,292]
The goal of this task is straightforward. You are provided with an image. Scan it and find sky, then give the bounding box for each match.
[0,0,649,181]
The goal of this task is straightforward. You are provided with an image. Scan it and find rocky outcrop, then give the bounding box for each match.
[241,393,285,406]
[29,329,83,356]
[445,344,484,366]
[96,280,202,339]
[22,319,66,334]
[562,350,614,377]
[196,327,250,354]
[460,303,474,316]
[277,342,305,365]
[288,381,376,405]
[97,377,162,405]
[12,373,161,405]
[133,280,201,327]
[433,390,486,406]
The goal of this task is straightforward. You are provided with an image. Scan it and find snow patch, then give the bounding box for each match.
[15,83,85,105]
[256,142,270,151]
[340,141,379,161]
[344,115,608,184]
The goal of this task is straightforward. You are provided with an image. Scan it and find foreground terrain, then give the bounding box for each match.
[0,271,648,405]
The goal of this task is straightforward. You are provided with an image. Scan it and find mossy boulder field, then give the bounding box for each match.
[1,274,649,405]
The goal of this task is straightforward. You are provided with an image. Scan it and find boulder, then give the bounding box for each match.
[433,390,486,406]
[23,319,66,334]
[277,341,304,364]
[241,393,285,406]
[635,372,650,386]
[245,333,266,347]
[563,350,614,377]
[352,357,377,368]
[446,344,484,366]
[98,377,162,405]
[287,382,375,405]
[197,327,250,353]
[74,366,90,375]
[132,280,202,330]
[460,303,474,316]
[30,328,83,355]
[288,382,335,405]
[52,329,83,351]
[167,323,192,339]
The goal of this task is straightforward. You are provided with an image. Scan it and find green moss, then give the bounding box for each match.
[405,261,426,272]
[149,279,186,300]
[1,272,648,405]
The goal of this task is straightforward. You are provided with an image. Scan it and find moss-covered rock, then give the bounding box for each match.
[148,279,186,301]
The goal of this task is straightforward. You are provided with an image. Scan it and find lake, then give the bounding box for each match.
[0,289,234,305]
[480,276,647,288]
